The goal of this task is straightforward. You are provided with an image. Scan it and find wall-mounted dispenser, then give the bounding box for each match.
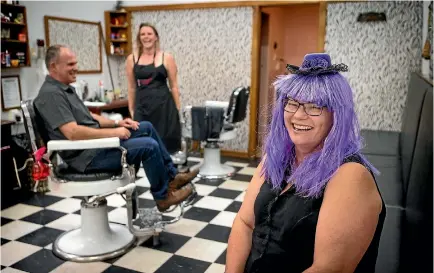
[357,12,387,22]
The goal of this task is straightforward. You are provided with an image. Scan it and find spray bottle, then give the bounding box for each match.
[98,80,105,102]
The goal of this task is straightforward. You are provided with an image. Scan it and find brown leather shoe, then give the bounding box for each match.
[168,168,200,192]
[156,184,193,212]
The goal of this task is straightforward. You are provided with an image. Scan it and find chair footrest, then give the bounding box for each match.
[137,207,163,228]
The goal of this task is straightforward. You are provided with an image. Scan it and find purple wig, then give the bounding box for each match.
[262,53,378,198]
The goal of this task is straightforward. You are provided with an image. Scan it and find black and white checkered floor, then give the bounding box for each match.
[1,157,258,273]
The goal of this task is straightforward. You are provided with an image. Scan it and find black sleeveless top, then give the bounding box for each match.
[133,51,171,116]
[245,154,386,273]
[132,52,182,153]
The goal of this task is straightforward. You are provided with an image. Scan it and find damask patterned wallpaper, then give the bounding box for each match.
[114,7,253,152]
[111,2,422,153]
[325,1,423,132]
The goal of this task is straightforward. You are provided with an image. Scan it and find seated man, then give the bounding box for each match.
[34,45,197,212]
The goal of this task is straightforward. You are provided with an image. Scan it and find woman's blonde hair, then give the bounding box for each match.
[135,23,160,57]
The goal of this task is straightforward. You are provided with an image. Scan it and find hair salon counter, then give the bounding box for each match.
[85,99,130,118]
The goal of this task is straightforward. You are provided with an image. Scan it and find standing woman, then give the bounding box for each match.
[126,23,182,154]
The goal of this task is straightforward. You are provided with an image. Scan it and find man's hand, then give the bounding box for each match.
[114,127,131,140]
[119,118,139,130]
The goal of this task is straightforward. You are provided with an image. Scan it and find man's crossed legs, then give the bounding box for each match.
[86,121,197,212]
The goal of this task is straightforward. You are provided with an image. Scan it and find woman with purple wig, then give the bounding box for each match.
[226,53,386,273]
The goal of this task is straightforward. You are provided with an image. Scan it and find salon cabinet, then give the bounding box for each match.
[104,10,132,57]
[1,2,30,69]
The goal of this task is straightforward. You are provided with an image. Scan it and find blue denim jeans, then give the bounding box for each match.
[85,121,178,200]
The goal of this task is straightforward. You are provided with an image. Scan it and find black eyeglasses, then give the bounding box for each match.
[283,98,324,116]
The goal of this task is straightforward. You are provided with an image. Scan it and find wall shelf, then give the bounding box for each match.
[1,2,31,69]
[110,24,128,28]
[1,65,29,69]
[2,21,26,26]
[2,39,27,43]
[104,10,131,57]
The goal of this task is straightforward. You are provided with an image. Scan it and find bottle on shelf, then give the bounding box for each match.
[5,50,11,67]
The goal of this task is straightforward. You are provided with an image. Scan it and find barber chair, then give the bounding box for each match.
[182,86,250,179]
[20,100,197,262]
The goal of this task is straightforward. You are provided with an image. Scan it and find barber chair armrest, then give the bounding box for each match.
[47,137,120,152]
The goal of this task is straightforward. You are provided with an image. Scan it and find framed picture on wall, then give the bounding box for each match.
[44,15,102,74]
[1,75,22,111]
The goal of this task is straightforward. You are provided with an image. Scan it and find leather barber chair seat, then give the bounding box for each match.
[20,100,197,262]
[182,86,250,179]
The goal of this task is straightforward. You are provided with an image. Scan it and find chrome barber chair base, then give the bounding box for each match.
[198,164,236,180]
[53,224,136,262]
[53,198,136,262]
[198,146,236,180]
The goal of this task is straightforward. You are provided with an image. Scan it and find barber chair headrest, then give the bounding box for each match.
[227,86,250,123]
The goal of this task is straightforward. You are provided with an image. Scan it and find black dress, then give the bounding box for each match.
[245,154,386,273]
[133,52,181,154]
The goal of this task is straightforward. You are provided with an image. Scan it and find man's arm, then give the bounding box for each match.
[91,113,139,131]
[91,113,116,128]
[59,121,130,140]
[35,91,129,141]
